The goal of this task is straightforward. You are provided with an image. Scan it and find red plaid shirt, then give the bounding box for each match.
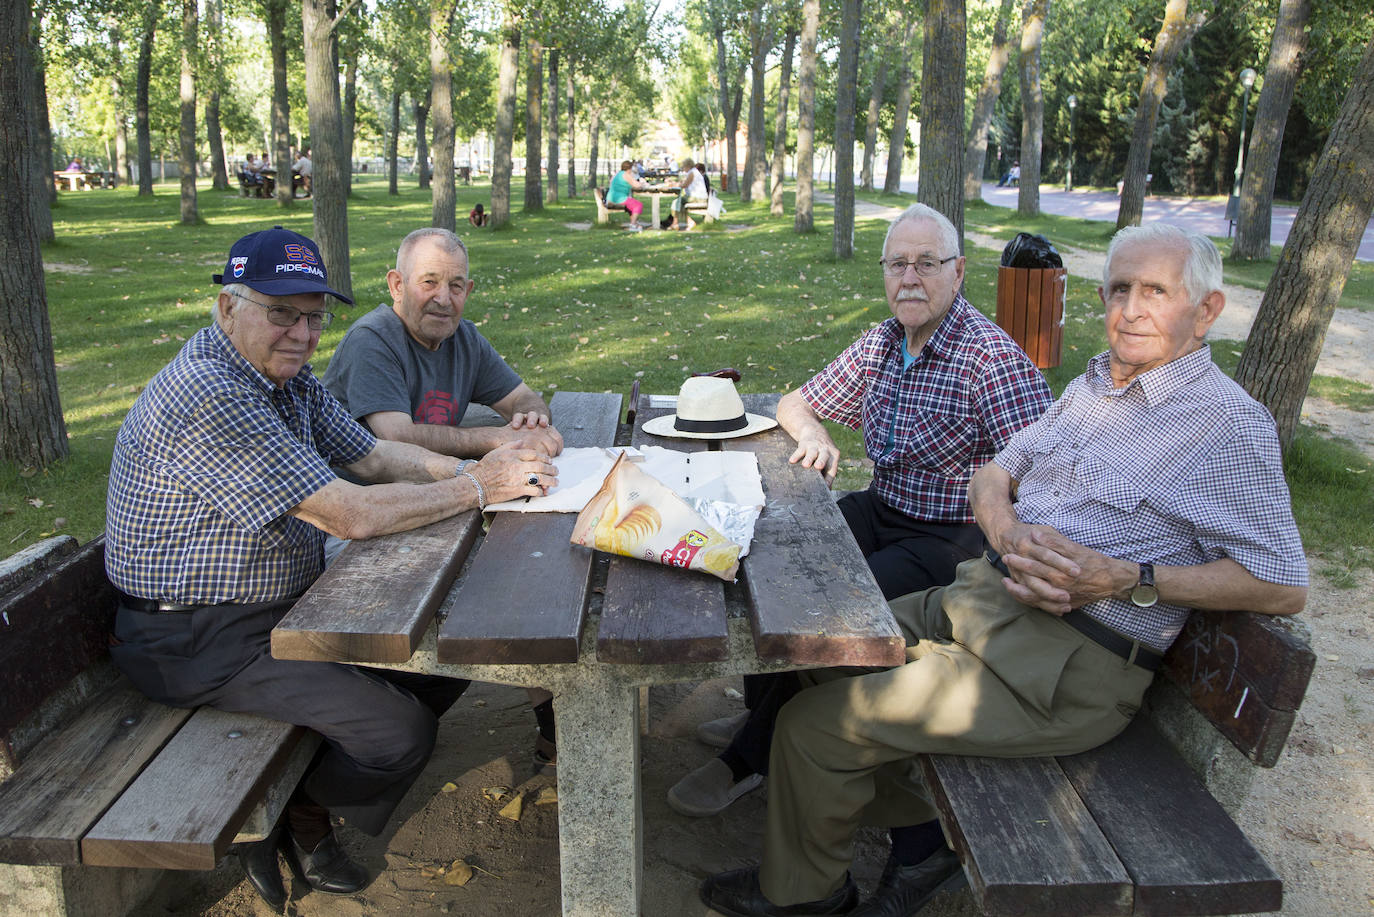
[799,297,1051,523]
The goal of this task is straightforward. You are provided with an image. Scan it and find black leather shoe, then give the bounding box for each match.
[848,848,965,916]
[283,831,370,895]
[234,824,287,910]
[699,866,858,917]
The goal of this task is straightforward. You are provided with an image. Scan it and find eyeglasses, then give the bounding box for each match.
[879,255,958,278]
[234,292,334,331]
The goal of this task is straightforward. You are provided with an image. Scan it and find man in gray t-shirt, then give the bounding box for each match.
[323,227,562,459]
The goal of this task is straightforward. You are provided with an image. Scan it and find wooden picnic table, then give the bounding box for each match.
[641,185,680,229]
[271,390,902,917]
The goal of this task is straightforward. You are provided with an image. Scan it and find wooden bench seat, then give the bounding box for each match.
[592,186,629,225]
[923,607,1314,915]
[0,537,317,916]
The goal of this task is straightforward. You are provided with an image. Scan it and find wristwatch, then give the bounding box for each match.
[1129,562,1158,608]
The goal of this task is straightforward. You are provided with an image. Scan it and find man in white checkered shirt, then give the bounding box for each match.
[104,227,559,909]
[699,223,1308,917]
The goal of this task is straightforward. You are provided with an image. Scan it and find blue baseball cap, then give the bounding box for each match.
[212,226,354,304]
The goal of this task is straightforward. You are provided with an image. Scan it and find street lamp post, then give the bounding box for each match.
[1226,67,1258,236]
[1066,94,1077,192]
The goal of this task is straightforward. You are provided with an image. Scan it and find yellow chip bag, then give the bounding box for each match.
[570,453,743,581]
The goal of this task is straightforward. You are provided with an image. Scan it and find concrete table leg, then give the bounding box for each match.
[650,193,662,230]
[552,673,642,917]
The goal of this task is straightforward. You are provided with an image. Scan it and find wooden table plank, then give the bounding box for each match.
[922,753,1134,916]
[1057,719,1282,916]
[0,683,190,865]
[727,394,904,667]
[437,392,622,665]
[82,708,307,870]
[271,511,482,663]
[597,398,729,664]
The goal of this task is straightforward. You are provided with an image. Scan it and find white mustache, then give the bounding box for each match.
[894,289,928,302]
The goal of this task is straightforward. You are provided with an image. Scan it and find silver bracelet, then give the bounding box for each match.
[459,470,486,511]
[454,459,476,476]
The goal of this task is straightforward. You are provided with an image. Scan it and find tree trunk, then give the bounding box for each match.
[1234,36,1374,451]
[545,47,560,204]
[1116,0,1202,230]
[742,1,769,203]
[565,64,577,198]
[770,27,796,216]
[414,92,431,189]
[28,9,54,242]
[388,87,400,195]
[1016,0,1048,217]
[861,48,887,192]
[302,0,352,302]
[832,0,862,259]
[712,19,740,194]
[1232,0,1311,260]
[523,37,543,212]
[109,24,131,185]
[342,47,357,197]
[205,0,229,191]
[586,105,601,190]
[793,0,819,233]
[963,0,1016,199]
[883,20,917,194]
[430,0,457,231]
[1,0,68,468]
[136,3,155,195]
[918,0,966,242]
[266,0,292,206]
[491,17,520,228]
[178,0,198,224]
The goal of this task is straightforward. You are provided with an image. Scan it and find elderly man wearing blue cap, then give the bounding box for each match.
[103,227,559,908]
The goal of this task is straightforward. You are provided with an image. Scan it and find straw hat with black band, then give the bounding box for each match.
[641,376,778,440]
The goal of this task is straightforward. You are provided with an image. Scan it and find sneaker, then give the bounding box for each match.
[696,710,749,748]
[847,848,965,917]
[667,758,763,817]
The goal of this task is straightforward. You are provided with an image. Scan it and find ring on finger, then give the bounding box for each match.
[528,474,540,486]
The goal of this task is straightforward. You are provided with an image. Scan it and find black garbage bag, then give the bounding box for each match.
[1000,232,1064,269]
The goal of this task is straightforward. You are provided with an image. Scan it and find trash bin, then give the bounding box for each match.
[995,233,1067,370]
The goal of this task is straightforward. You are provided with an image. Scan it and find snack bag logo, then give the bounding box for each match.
[230,256,248,278]
[283,244,318,264]
[661,529,708,569]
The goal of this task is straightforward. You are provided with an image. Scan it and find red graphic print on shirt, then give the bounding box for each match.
[415,390,458,425]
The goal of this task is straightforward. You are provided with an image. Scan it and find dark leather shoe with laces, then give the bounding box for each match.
[699,866,858,917]
[848,848,965,916]
[234,824,287,910]
[283,831,370,895]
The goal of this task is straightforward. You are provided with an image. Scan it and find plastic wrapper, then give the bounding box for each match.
[1000,232,1064,269]
[570,453,743,581]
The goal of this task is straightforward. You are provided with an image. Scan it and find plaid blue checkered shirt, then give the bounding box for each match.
[799,297,1053,523]
[995,346,1308,650]
[106,323,376,605]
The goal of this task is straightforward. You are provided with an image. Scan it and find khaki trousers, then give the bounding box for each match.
[759,557,1156,905]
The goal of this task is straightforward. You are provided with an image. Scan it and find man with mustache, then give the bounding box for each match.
[668,205,1052,827]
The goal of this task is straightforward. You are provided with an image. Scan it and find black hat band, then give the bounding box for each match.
[674,414,749,434]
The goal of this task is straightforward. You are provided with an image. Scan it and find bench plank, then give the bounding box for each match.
[438,392,621,665]
[271,510,482,663]
[922,754,1133,916]
[82,708,308,870]
[0,539,117,765]
[727,394,904,667]
[1058,718,1282,915]
[0,683,190,865]
[597,399,728,664]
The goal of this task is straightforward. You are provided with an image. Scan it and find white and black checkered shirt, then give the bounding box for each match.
[106,323,376,605]
[994,347,1307,651]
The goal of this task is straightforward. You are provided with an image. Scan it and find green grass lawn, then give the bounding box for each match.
[5,174,1371,577]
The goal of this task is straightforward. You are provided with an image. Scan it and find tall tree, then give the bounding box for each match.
[302,0,353,302]
[883,19,918,194]
[415,91,431,189]
[135,1,158,195]
[109,22,132,186]
[524,37,544,211]
[546,47,560,204]
[27,7,54,243]
[204,0,230,191]
[1232,0,1311,260]
[793,0,818,232]
[963,0,1016,199]
[1115,0,1204,230]
[833,0,862,258]
[742,0,770,203]
[1016,0,1048,216]
[586,99,602,189]
[430,0,459,230]
[178,0,198,224]
[490,14,520,227]
[264,0,293,206]
[565,65,577,197]
[1234,36,1374,450]
[769,25,797,215]
[1,0,68,468]
[387,87,401,195]
[341,41,358,197]
[709,0,742,193]
[860,46,887,192]
[918,0,966,240]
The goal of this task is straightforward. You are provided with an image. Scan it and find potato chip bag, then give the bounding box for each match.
[570,453,743,581]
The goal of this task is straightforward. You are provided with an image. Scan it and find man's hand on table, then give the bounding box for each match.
[474,440,560,501]
[995,525,1135,616]
[507,412,565,456]
[787,435,840,486]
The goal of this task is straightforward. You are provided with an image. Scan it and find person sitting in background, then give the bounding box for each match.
[240,154,265,193]
[697,161,712,195]
[64,156,83,172]
[469,203,490,227]
[292,148,313,198]
[607,160,648,231]
[664,157,710,231]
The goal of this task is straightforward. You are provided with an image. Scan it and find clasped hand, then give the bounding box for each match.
[994,524,1132,616]
[505,412,564,456]
[472,441,559,503]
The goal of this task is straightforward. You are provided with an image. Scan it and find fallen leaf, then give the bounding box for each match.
[441,781,459,794]
[534,786,559,806]
[498,793,524,821]
[481,785,512,803]
[27,498,44,508]
[444,859,474,886]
